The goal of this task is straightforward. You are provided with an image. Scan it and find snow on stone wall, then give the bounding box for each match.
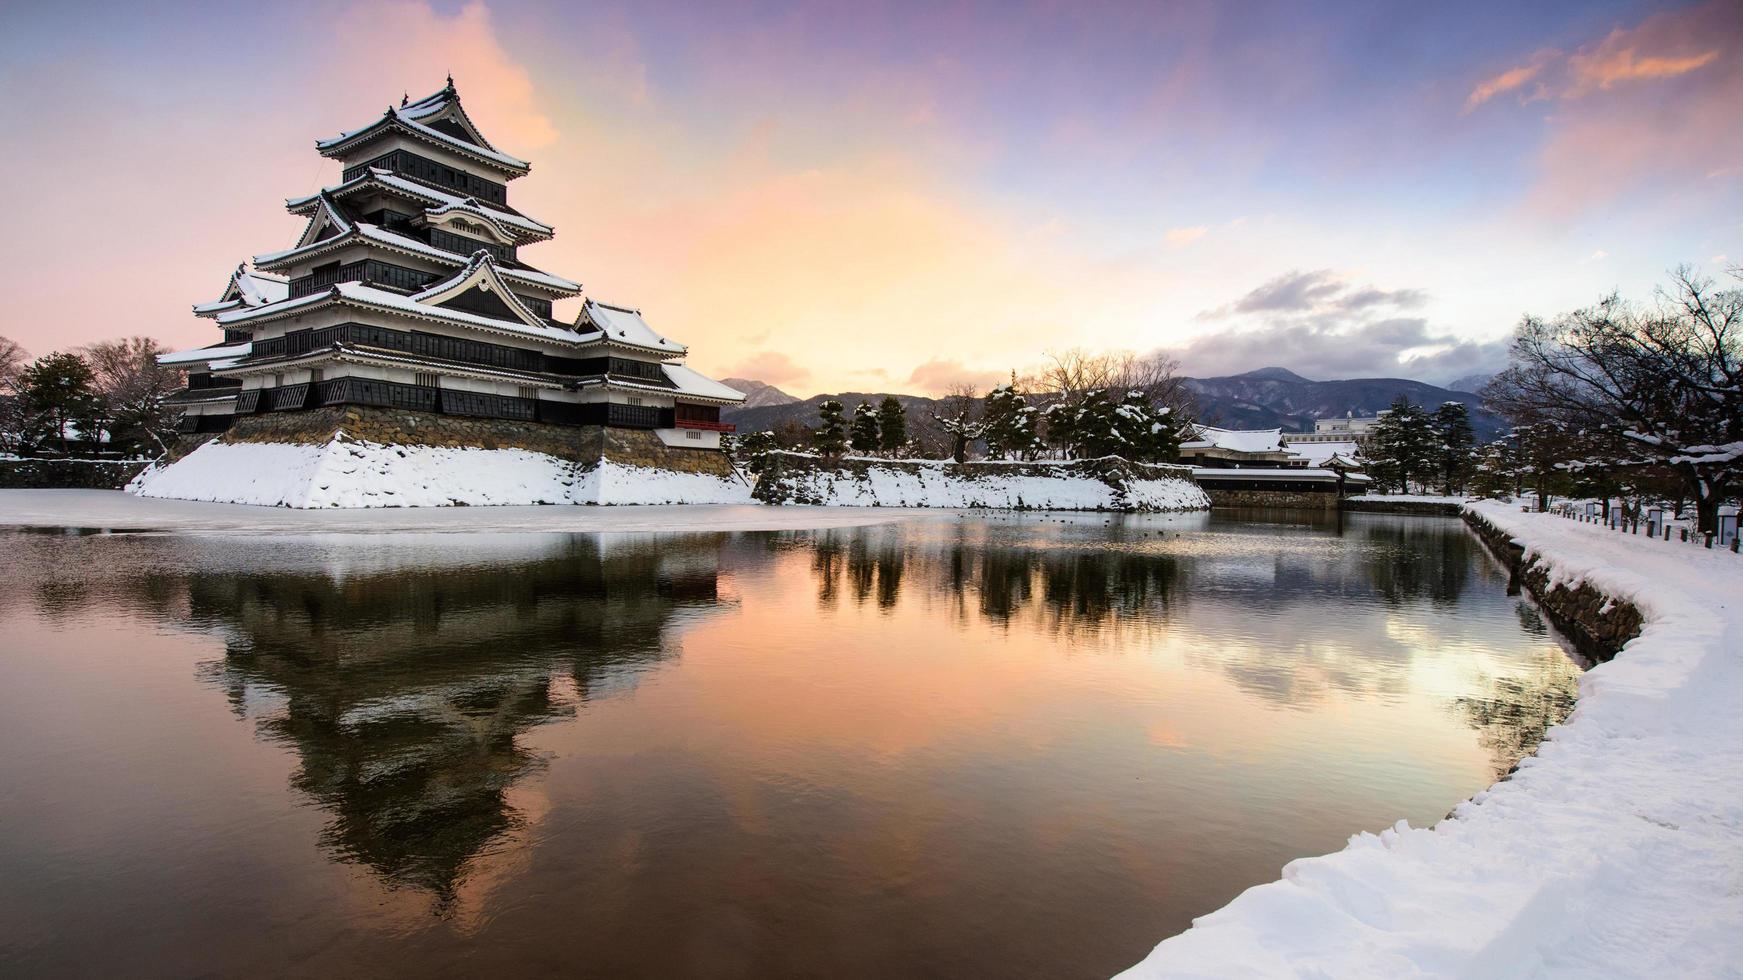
[753,452,1208,511]
[127,435,752,508]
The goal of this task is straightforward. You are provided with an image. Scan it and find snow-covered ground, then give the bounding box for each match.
[761,456,1209,511]
[1119,499,1743,978]
[127,436,752,507]
[0,489,931,534]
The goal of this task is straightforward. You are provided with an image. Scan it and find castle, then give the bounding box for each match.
[145,80,749,507]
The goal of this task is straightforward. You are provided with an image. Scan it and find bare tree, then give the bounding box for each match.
[0,335,25,453]
[81,337,184,454]
[1484,265,1742,531]
[0,335,22,386]
[930,382,985,462]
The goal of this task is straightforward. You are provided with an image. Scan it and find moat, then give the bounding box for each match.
[0,511,1582,979]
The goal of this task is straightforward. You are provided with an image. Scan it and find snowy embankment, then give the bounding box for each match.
[1119,499,1742,978]
[128,436,752,507]
[755,452,1209,511]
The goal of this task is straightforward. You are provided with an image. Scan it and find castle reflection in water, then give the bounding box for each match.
[72,513,1570,904]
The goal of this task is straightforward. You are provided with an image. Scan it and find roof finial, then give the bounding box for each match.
[446,71,454,89]
[401,92,409,107]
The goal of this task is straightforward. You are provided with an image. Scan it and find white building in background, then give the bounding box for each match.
[1288,412,1385,445]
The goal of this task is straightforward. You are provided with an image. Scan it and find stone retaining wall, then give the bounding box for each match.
[753,452,1205,511]
[1464,508,1643,660]
[199,407,734,477]
[1343,498,1463,516]
[1203,487,1339,511]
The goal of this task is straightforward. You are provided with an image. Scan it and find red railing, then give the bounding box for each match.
[675,418,735,432]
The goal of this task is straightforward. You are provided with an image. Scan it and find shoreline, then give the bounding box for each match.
[1118,499,1742,977]
[0,488,930,535]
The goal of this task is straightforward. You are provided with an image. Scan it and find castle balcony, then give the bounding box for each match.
[675,418,735,433]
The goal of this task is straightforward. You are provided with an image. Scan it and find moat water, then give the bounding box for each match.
[0,511,1581,979]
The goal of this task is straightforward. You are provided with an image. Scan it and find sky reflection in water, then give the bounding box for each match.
[0,512,1579,979]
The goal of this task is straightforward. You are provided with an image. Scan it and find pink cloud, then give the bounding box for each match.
[1462,52,1556,113]
[724,351,811,388]
[905,359,1010,396]
[1465,3,1726,116]
[1462,1,1742,214]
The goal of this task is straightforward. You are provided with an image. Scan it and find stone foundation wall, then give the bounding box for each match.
[1465,509,1644,660]
[1342,498,1463,516]
[752,452,1204,510]
[600,427,735,477]
[1204,487,1339,511]
[208,407,734,477]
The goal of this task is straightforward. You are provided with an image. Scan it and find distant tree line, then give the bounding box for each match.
[735,348,1195,470]
[0,334,185,457]
[1478,265,1741,532]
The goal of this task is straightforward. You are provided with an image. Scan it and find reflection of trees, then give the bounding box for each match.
[1356,519,1473,607]
[192,535,723,902]
[1451,663,1578,779]
[805,525,1182,635]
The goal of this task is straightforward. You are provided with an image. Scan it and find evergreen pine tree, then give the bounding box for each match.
[738,430,778,474]
[17,352,101,455]
[1431,401,1476,494]
[813,399,847,456]
[1467,438,1519,499]
[849,401,881,454]
[981,382,1038,459]
[1041,399,1081,457]
[1070,389,1123,458]
[876,396,907,456]
[1110,389,1182,462]
[1365,396,1437,493]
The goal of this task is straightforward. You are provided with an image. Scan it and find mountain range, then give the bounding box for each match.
[719,367,1507,441]
[718,377,801,409]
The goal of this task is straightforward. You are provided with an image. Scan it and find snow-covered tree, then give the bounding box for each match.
[1485,266,1742,531]
[877,396,907,455]
[813,399,847,456]
[1365,397,1438,493]
[981,382,1040,459]
[849,401,881,454]
[737,430,778,473]
[1042,387,1180,461]
[1432,401,1476,495]
[930,384,984,462]
[1111,388,1181,462]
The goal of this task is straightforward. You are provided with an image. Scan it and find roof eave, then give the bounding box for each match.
[316,118,530,178]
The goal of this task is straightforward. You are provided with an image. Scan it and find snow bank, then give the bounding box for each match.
[128,436,752,508]
[1118,500,1743,978]
[754,453,1208,511]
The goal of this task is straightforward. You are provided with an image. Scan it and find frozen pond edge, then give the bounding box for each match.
[0,489,930,535]
[1119,499,1743,978]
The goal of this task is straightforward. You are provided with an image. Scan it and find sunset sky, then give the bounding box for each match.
[1,0,1737,396]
